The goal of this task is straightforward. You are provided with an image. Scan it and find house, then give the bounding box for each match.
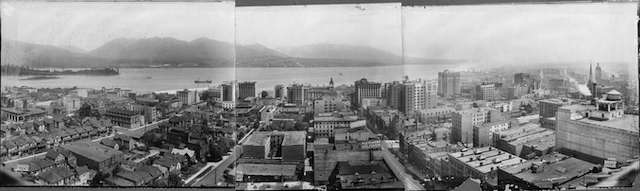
[152,154,184,176]
[36,166,76,185]
[100,139,120,150]
[73,166,96,186]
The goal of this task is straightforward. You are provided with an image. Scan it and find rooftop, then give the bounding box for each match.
[499,153,598,189]
[61,142,123,162]
[449,146,525,174]
[576,114,639,133]
[236,163,297,176]
[244,131,306,146]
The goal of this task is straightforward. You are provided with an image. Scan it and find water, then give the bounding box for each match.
[1,64,464,93]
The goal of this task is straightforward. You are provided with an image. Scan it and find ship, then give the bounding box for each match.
[194,80,212,84]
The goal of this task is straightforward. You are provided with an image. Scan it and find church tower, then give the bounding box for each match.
[329,77,334,88]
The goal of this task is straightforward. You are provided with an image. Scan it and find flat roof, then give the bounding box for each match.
[244,131,306,146]
[237,163,297,176]
[577,115,639,133]
[61,142,122,162]
[500,153,598,189]
[449,146,525,174]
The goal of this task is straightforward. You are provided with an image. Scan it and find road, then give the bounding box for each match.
[381,140,424,190]
[188,129,255,187]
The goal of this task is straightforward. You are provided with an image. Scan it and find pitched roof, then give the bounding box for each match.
[37,167,75,184]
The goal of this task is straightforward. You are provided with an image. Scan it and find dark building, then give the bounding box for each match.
[104,108,144,128]
[353,78,382,107]
[274,84,285,99]
[221,82,234,102]
[238,81,256,100]
[61,142,124,174]
[286,84,307,105]
[384,81,403,109]
[241,131,306,162]
[438,69,461,98]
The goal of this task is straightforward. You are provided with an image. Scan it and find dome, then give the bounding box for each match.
[605,90,622,101]
[607,90,621,95]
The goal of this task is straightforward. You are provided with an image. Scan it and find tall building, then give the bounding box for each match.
[237,81,256,100]
[451,107,503,145]
[399,79,437,114]
[176,89,199,105]
[556,90,639,163]
[595,63,603,82]
[241,131,306,162]
[353,78,382,107]
[221,82,234,102]
[384,81,403,109]
[472,121,510,148]
[475,82,499,101]
[274,84,285,99]
[538,98,574,130]
[438,70,461,98]
[286,84,307,105]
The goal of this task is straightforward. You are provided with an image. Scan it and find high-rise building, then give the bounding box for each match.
[177,89,199,105]
[475,82,499,101]
[399,79,437,114]
[237,81,256,100]
[384,81,403,110]
[595,63,603,82]
[438,70,461,98]
[286,84,307,105]
[451,107,503,145]
[556,90,639,163]
[353,78,382,107]
[274,84,285,99]
[221,82,234,102]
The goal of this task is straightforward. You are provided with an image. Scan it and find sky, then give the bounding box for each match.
[0,1,235,51]
[403,3,637,66]
[236,3,403,56]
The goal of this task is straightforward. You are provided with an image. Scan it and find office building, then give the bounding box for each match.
[286,84,307,105]
[472,121,510,148]
[104,108,145,128]
[238,81,256,100]
[451,107,503,145]
[438,70,461,98]
[313,112,359,138]
[274,84,285,99]
[556,90,639,163]
[241,131,306,162]
[221,82,234,102]
[176,89,199,105]
[475,82,500,101]
[353,78,382,107]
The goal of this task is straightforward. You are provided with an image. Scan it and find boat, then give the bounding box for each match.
[195,80,212,84]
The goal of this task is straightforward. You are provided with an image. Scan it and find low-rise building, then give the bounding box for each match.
[498,153,598,190]
[493,123,555,159]
[447,146,525,186]
[61,142,124,174]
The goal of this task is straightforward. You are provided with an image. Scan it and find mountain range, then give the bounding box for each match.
[1,37,462,68]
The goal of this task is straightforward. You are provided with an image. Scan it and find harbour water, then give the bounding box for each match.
[1,64,467,93]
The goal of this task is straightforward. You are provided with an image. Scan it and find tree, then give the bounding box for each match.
[78,103,93,118]
[89,172,106,186]
[167,173,183,187]
[207,143,223,162]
